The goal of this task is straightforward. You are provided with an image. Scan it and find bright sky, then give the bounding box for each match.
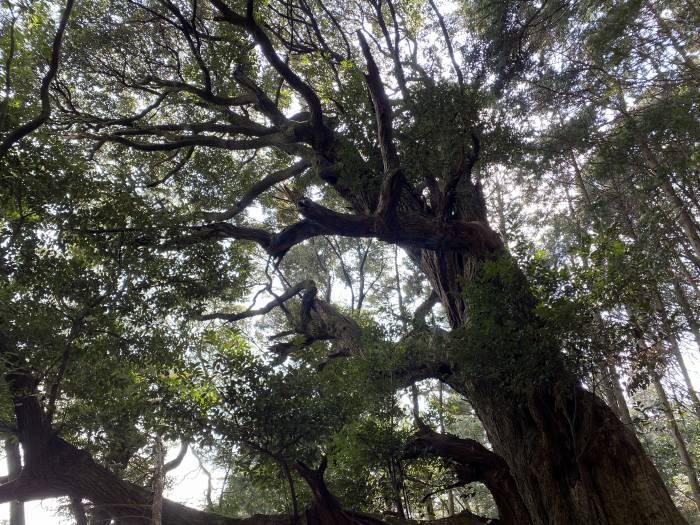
[0,446,222,524]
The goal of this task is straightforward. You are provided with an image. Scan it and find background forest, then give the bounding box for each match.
[1,0,699,523]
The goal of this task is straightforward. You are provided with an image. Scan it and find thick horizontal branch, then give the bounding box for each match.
[152,193,502,268]
[296,199,504,255]
[166,219,330,260]
[0,478,65,503]
[101,119,276,138]
[82,130,308,154]
[167,222,273,249]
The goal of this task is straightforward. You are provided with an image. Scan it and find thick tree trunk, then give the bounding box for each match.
[449,378,686,525]
[294,459,487,525]
[1,434,291,525]
[414,230,686,524]
[294,459,360,525]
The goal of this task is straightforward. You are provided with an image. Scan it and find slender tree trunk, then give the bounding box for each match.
[437,382,455,517]
[279,460,299,524]
[672,278,700,355]
[607,365,633,427]
[5,440,25,525]
[647,4,700,83]
[653,376,700,511]
[599,368,620,417]
[425,497,435,521]
[669,336,700,422]
[152,436,165,525]
[389,459,406,520]
[638,140,700,262]
[564,156,636,430]
[71,497,89,525]
[652,290,700,422]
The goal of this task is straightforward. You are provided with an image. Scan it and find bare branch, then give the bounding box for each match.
[203,160,310,222]
[413,290,439,326]
[163,441,189,473]
[146,147,195,188]
[370,0,410,101]
[357,31,403,217]
[427,0,464,87]
[198,280,316,321]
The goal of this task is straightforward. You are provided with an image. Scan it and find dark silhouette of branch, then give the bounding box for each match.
[0,0,74,158]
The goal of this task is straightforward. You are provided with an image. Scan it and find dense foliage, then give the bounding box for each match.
[1,0,699,524]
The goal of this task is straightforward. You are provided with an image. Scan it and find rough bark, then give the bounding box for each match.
[50,7,688,522]
[448,377,686,525]
[397,163,687,524]
[294,459,359,525]
[412,238,685,524]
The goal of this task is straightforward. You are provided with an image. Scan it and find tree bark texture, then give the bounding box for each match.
[411,210,687,524]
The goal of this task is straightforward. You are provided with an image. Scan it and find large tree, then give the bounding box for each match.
[1,0,697,523]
